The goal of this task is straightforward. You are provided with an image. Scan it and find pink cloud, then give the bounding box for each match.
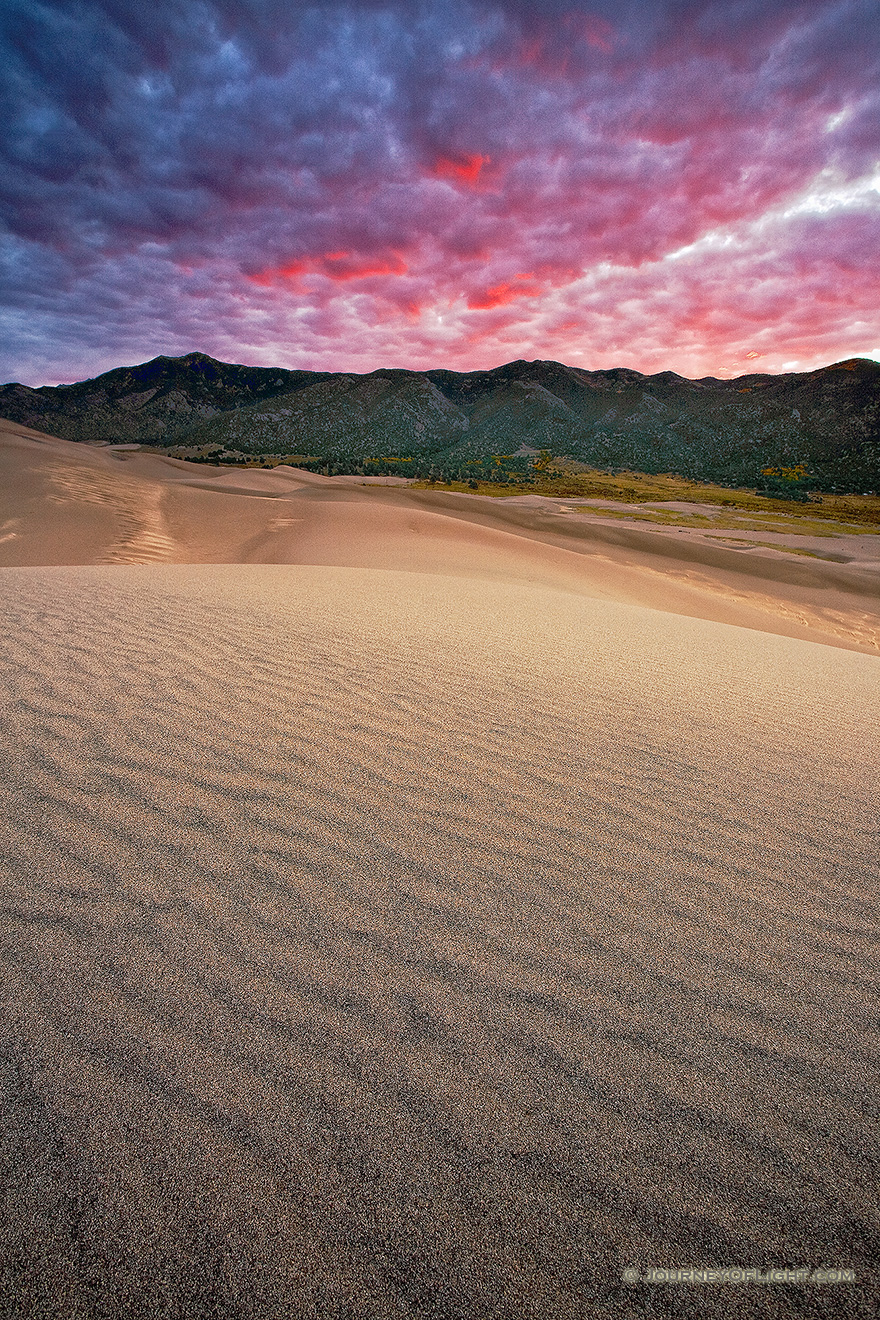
[467,274,542,309]
[4,0,879,385]
[247,250,409,287]
[431,154,491,187]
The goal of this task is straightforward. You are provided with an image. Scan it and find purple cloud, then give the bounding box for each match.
[1,0,878,384]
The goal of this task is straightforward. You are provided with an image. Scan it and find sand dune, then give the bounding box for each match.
[2,417,879,654]
[1,420,879,1318]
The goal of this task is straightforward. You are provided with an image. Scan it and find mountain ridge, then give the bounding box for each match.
[3,352,879,491]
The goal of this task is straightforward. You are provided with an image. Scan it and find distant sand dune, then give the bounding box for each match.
[2,417,879,654]
[1,420,879,1318]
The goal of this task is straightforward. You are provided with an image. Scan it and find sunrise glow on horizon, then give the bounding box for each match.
[1,0,879,386]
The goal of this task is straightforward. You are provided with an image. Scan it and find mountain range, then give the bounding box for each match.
[3,351,879,491]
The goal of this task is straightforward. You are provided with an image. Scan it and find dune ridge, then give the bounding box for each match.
[2,417,880,657]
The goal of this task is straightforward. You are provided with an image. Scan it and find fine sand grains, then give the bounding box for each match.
[1,564,879,1320]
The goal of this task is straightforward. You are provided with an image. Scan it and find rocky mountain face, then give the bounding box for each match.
[0,353,330,446]
[3,351,879,491]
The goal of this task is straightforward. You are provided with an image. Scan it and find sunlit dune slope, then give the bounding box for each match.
[1,417,879,653]
[1,563,878,1319]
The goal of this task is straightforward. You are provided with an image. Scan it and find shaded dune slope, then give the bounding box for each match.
[1,565,878,1319]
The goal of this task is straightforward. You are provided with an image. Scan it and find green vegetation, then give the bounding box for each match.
[6,353,879,496]
[567,505,880,536]
[411,464,880,529]
[512,465,875,515]
[168,445,529,483]
[170,441,880,532]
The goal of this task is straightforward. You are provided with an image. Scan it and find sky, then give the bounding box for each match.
[1,0,879,386]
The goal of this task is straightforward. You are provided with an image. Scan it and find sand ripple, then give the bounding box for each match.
[1,565,878,1319]
[49,465,175,564]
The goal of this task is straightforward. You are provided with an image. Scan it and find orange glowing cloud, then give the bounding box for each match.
[247,258,308,287]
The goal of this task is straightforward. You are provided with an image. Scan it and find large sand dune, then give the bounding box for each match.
[2,418,879,654]
[1,420,879,1318]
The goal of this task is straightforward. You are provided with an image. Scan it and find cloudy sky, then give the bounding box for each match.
[1,0,878,385]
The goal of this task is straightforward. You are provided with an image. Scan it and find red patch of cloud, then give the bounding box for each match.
[321,250,408,281]
[247,259,307,287]
[247,271,279,288]
[248,251,407,286]
[432,154,490,187]
[467,276,542,310]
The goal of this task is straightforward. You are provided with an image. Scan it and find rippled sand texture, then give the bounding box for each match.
[1,564,878,1320]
